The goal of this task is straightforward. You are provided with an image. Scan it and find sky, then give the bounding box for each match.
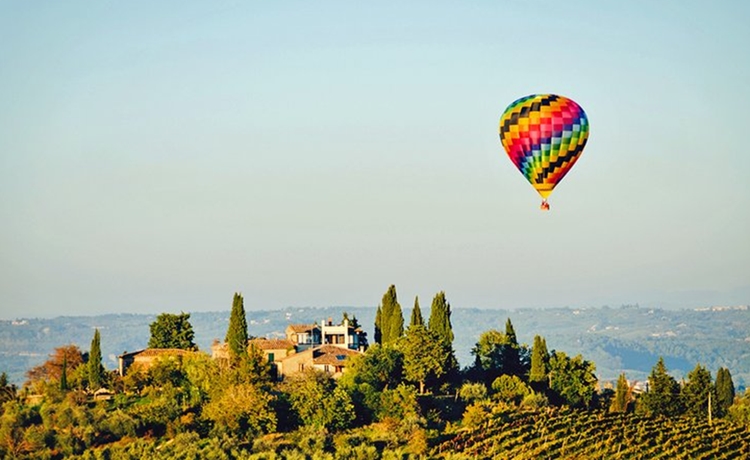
[1,1,749,319]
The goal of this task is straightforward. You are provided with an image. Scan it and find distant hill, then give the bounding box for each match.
[1,305,748,388]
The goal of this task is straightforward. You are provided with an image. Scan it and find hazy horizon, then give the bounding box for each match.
[2,2,748,319]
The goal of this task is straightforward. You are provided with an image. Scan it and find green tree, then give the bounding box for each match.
[283,370,355,431]
[715,367,735,417]
[338,344,405,424]
[610,373,631,413]
[638,357,683,417]
[374,305,383,344]
[681,364,715,419]
[60,356,68,392]
[0,373,16,406]
[202,382,277,440]
[226,292,249,362]
[398,325,450,394]
[502,318,523,377]
[529,335,549,389]
[458,382,488,403]
[148,312,196,350]
[471,328,524,385]
[491,374,531,405]
[410,296,424,328]
[379,285,404,345]
[547,351,597,408]
[340,344,404,392]
[427,291,454,345]
[88,328,105,391]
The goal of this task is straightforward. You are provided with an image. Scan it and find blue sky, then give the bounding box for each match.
[1,1,748,318]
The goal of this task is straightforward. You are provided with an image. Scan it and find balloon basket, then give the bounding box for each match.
[540,200,550,211]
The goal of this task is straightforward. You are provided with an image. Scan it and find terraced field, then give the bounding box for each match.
[434,407,750,459]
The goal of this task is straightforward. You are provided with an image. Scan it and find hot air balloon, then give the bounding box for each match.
[499,94,589,210]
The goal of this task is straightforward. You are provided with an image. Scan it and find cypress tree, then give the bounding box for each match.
[505,318,518,346]
[503,318,522,377]
[428,291,454,345]
[715,367,735,416]
[380,285,404,345]
[60,355,68,392]
[410,296,424,328]
[611,372,630,413]
[226,292,249,362]
[88,328,104,391]
[374,305,383,344]
[529,335,549,387]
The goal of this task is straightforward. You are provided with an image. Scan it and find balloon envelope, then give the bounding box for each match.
[499,94,589,199]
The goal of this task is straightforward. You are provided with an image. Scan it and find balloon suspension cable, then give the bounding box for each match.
[540,200,550,211]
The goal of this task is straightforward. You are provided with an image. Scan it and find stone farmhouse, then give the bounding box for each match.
[118,317,367,380]
[212,317,367,379]
[117,348,196,376]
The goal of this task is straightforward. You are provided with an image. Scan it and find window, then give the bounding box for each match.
[298,363,305,372]
[268,353,275,362]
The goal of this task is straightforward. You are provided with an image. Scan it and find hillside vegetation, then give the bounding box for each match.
[1,289,749,459]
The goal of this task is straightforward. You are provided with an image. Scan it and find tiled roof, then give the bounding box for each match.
[119,348,194,359]
[287,324,318,333]
[312,345,361,365]
[250,338,295,350]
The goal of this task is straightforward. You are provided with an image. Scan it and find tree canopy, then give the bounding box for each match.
[148,312,196,350]
[681,364,715,420]
[547,351,597,409]
[638,357,684,417]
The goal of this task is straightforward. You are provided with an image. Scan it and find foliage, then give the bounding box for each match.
[520,391,549,410]
[547,351,598,408]
[4,307,748,459]
[25,344,85,385]
[88,329,105,391]
[681,363,716,420]
[398,325,452,394]
[376,384,421,422]
[528,335,549,389]
[491,375,531,405]
[638,357,684,417]
[610,372,632,413]
[148,312,196,350]
[409,296,424,328]
[470,328,525,385]
[373,306,382,345]
[428,291,454,346]
[226,292,249,363]
[0,373,18,407]
[339,344,404,392]
[282,370,355,431]
[202,382,277,440]
[458,382,488,403]
[715,366,735,417]
[377,285,404,345]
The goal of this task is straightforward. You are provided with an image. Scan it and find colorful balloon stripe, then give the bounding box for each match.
[499,94,589,199]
